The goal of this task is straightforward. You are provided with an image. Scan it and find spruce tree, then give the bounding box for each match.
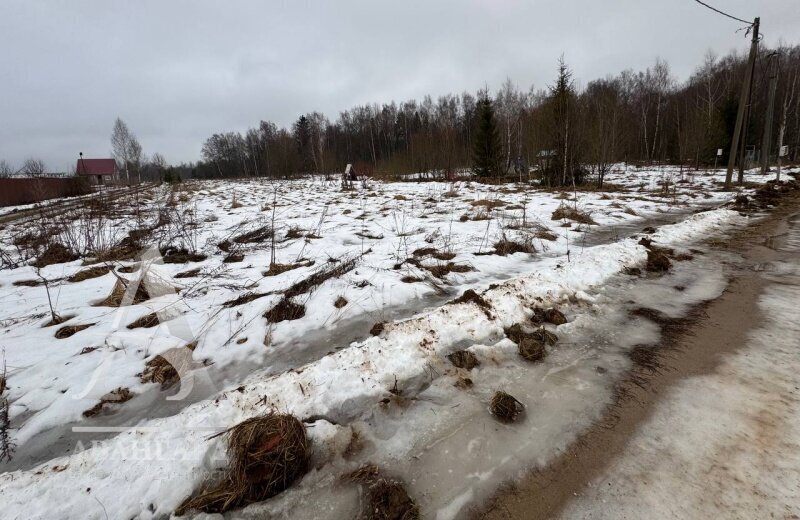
[472,93,502,178]
[293,115,312,172]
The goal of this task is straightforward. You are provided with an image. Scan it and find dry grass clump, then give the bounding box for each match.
[262,259,314,277]
[491,237,535,256]
[490,391,524,423]
[334,296,348,309]
[82,387,133,418]
[551,205,596,225]
[518,337,547,362]
[175,267,202,279]
[176,414,310,515]
[505,323,556,362]
[531,224,558,241]
[283,255,359,298]
[94,235,141,263]
[345,465,420,520]
[223,252,245,263]
[412,247,456,261]
[127,312,160,329]
[370,322,385,336]
[33,243,79,268]
[532,307,567,326]
[447,350,480,370]
[95,277,152,307]
[264,298,306,323]
[400,275,421,283]
[54,323,94,339]
[451,289,490,310]
[470,199,506,209]
[425,262,473,278]
[13,279,44,287]
[223,292,269,308]
[141,345,195,388]
[645,250,672,272]
[160,247,207,264]
[68,265,111,283]
[232,225,273,244]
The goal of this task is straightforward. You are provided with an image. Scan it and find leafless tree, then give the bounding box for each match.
[0,160,13,178]
[21,157,47,177]
[111,117,143,184]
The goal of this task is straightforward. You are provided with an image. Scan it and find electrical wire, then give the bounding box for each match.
[692,0,753,25]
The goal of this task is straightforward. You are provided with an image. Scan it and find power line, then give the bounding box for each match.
[692,0,752,25]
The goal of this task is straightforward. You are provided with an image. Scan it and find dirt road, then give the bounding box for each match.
[480,193,800,519]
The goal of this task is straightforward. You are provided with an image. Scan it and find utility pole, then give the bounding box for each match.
[760,53,779,175]
[725,17,760,189]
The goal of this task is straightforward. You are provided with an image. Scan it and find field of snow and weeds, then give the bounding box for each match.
[0,164,791,518]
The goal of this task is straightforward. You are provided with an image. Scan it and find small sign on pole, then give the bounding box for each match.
[779,145,788,157]
[717,148,723,157]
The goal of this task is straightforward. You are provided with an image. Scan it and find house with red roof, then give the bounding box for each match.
[76,156,117,185]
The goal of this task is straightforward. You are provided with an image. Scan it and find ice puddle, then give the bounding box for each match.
[237,246,730,519]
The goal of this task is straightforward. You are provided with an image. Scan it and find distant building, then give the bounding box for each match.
[76,157,117,185]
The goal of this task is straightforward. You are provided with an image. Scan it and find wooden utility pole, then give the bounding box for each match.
[725,17,760,189]
[760,53,779,175]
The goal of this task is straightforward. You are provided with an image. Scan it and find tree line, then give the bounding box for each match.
[195,44,800,185]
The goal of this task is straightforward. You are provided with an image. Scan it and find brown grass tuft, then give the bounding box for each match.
[490,391,524,423]
[447,350,480,370]
[176,414,310,515]
[264,298,306,323]
[68,265,111,283]
[345,465,420,520]
[33,243,79,268]
[551,206,596,225]
[54,323,94,339]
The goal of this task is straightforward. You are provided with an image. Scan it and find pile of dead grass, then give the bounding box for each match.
[176,414,310,515]
[223,252,245,263]
[160,247,207,264]
[13,279,44,287]
[490,237,535,256]
[127,312,160,329]
[67,265,111,283]
[33,243,79,268]
[93,235,141,263]
[82,387,133,418]
[551,206,596,225]
[447,350,480,370]
[345,465,420,520]
[282,255,359,298]
[223,292,269,308]
[264,298,306,323]
[406,258,473,279]
[531,307,567,326]
[140,345,195,388]
[412,247,456,261]
[490,391,524,423]
[505,323,557,362]
[262,259,314,277]
[95,277,153,307]
[54,323,93,339]
[174,267,202,279]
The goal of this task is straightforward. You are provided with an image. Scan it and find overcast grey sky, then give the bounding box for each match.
[1,0,798,172]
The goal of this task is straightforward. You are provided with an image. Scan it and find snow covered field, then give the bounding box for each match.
[0,166,775,518]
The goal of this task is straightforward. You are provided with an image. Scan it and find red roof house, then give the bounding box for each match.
[76,158,117,184]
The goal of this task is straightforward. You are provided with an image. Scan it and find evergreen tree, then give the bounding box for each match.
[472,92,502,178]
[293,115,312,172]
[544,56,584,186]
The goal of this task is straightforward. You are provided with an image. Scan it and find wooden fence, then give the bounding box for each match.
[0,177,92,207]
